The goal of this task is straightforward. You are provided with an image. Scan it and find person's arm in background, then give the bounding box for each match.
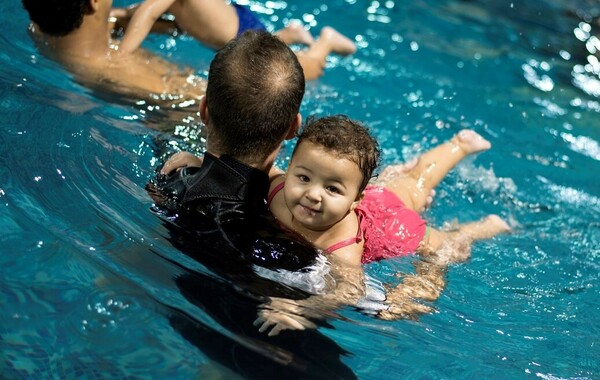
[113,0,177,54]
[110,1,178,36]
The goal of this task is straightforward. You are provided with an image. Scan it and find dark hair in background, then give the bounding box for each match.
[22,0,91,37]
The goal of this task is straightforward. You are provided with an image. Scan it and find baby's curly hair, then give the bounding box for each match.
[295,115,381,193]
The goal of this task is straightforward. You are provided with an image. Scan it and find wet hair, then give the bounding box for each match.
[206,30,305,163]
[295,115,381,193]
[22,0,92,37]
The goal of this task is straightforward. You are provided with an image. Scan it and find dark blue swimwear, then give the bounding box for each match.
[232,3,267,36]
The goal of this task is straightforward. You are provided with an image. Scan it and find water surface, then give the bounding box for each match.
[1,0,599,378]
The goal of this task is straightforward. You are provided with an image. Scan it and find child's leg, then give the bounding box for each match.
[296,27,356,80]
[302,27,356,58]
[419,215,511,264]
[168,0,240,49]
[377,130,491,212]
[274,21,315,46]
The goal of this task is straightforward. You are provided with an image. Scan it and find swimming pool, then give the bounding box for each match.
[1,0,599,378]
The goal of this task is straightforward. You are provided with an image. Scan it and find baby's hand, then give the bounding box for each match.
[160,151,203,175]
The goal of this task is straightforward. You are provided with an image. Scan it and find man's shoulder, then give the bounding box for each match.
[148,154,320,271]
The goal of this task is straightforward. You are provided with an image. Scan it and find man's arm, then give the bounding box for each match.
[379,259,447,320]
[117,0,177,54]
[254,254,366,336]
[256,217,510,332]
[382,216,511,319]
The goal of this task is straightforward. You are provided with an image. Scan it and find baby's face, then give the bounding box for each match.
[284,141,363,232]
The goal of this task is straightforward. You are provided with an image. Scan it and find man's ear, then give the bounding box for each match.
[285,113,302,140]
[350,191,365,212]
[199,95,209,125]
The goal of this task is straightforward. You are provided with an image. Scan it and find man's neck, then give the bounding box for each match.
[206,149,278,175]
[33,14,111,61]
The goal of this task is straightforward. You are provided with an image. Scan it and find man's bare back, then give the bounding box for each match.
[24,0,205,106]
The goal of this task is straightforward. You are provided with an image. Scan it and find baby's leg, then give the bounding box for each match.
[296,27,356,80]
[377,130,491,212]
[303,27,356,57]
[451,214,511,241]
[419,215,511,264]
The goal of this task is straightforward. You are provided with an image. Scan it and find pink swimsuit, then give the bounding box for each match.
[268,184,427,264]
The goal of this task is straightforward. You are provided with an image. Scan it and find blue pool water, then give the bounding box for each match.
[1,0,599,378]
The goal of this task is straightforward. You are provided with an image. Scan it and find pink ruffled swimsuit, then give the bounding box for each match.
[268,183,428,264]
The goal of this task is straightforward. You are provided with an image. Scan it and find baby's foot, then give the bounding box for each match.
[453,129,491,154]
[484,214,512,235]
[277,21,315,46]
[319,26,356,55]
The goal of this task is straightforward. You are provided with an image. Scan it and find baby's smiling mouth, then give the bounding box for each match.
[299,204,320,215]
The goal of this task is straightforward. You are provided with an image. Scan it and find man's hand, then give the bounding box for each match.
[379,299,433,320]
[160,151,203,175]
[254,298,317,336]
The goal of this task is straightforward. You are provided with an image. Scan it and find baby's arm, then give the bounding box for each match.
[117,0,177,54]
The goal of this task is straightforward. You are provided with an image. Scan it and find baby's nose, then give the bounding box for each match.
[305,187,322,202]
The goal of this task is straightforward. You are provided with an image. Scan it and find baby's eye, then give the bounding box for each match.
[298,175,310,182]
[326,186,341,194]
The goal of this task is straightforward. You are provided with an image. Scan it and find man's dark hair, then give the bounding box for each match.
[295,115,381,193]
[206,30,305,163]
[22,0,91,37]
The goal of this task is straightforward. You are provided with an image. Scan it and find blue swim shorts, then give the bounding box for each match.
[233,3,267,36]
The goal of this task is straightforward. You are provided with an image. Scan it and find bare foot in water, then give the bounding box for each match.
[463,214,512,241]
[453,129,492,155]
[276,21,315,46]
[319,26,356,55]
[484,214,512,235]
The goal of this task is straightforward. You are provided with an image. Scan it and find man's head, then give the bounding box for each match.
[203,30,305,165]
[22,0,93,36]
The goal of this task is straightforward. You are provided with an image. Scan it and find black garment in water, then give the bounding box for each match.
[149,153,357,379]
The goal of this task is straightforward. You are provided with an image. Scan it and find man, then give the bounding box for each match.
[148,30,358,379]
[110,0,356,80]
[22,0,205,102]
[152,30,320,274]
[152,29,463,379]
